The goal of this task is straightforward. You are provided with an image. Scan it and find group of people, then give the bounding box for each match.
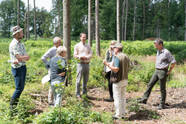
[9,25,176,119]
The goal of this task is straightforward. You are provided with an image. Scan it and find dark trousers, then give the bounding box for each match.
[142,69,168,105]
[105,71,113,99]
[11,65,27,100]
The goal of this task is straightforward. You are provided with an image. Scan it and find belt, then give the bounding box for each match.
[79,62,89,64]
[156,68,168,70]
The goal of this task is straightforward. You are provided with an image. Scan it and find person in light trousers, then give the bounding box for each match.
[103,42,130,119]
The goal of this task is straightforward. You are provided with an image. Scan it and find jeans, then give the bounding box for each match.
[11,65,27,99]
[51,81,64,107]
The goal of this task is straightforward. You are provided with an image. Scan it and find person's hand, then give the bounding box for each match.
[167,70,171,75]
[58,72,66,77]
[103,60,107,65]
[13,60,19,64]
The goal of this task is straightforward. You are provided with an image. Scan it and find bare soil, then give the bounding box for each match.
[88,87,186,124]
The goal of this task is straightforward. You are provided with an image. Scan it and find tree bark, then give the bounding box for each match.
[95,0,100,56]
[27,0,30,40]
[185,0,186,41]
[121,0,126,41]
[117,0,120,43]
[88,0,92,46]
[17,0,20,26]
[63,0,71,60]
[58,0,62,37]
[132,0,137,41]
[33,0,37,40]
[63,0,71,85]
[142,0,146,40]
[124,0,128,41]
[24,12,27,40]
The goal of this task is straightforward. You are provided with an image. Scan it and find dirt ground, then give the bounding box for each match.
[87,87,186,124]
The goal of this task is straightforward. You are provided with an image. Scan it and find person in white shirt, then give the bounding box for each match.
[74,33,92,98]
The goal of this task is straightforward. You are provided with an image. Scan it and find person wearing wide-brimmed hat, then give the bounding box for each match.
[103,42,130,119]
[9,25,30,112]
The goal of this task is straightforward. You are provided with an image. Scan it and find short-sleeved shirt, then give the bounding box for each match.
[156,48,176,69]
[41,46,57,66]
[49,56,67,83]
[9,38,27,68]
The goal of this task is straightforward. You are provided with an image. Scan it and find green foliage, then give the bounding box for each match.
[34,98,112,124]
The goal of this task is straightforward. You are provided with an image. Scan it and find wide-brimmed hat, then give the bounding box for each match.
[12,25,23,36]
[113,42,123,49]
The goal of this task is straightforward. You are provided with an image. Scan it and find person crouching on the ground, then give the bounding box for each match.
[48,46,67,107]
[103,40,117,102]
[138,38,176,110]
[9,25,30,111]
[41,37,62,105]
[103,43,130,119]
[74,33,93,98]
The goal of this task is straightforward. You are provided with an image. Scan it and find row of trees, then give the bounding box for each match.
[0,0,186,41]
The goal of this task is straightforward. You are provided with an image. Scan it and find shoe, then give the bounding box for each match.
[137,98,147,104]
[108,97,114,102]
[76,95,81,100]
[112,115,124,120]
[157,104,165,110]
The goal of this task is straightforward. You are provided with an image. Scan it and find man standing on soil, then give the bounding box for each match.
[41,37,62,105]
[9,25,30,111]
[138,38,176,110]
[103,42,130,119]
[74,33,92,98]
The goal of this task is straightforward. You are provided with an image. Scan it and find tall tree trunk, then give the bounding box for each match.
[88,0,92,46]
[58,0,62,37]
[27,0,30,40]
[142,0,146,40]
[185,0,186,41]
[132,0,137,41]
[33,0,37,40]
[95,0,100,56]
[117,0,121,43]
[63,0,71,84]
[124,0,128,41]
[156,19,160,38]
[121,0,126,41]
[63,0,71,60]
[17,0,20,26]
[167,0,170,41]
[24,12,27,40]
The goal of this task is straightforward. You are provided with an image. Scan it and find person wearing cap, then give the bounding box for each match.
[138,38,176,110]
[74,33,93,98]
[103,42,130,119]
[103,40,117,102]
[48,46,67,107]
[9,25,30,111]
[41,37,62,105]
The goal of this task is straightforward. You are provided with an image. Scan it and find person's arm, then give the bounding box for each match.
[41,49,53,65]
[167,62,176,75]
[166,51,176,75]
[15,54,30,62]
[85,45,93,60]
[73,45,81,59]
[103,57,119,73]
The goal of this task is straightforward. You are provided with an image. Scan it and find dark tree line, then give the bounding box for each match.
[0,0,185,41]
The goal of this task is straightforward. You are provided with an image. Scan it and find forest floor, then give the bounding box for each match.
[88,87,186,124]
[32,87,186,124]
